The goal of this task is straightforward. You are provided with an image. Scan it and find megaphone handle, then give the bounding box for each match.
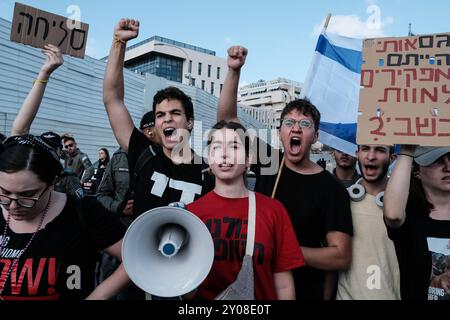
[245,191,256,257]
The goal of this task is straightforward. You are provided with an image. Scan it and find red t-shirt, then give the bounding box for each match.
[187,191,304,300]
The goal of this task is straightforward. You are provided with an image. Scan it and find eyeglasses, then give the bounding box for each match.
[64,143,74,149]
[281,118,313,129]
[0,185,51,208]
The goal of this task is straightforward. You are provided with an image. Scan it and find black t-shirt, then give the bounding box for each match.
[387,197,450,300]
[251,138,353,300]
[0,196,125,300]
[128,128,208,219]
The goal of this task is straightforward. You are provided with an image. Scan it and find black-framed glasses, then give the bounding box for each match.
[0,185,51,208]
[64,143,74,149]
[281,118,313,129]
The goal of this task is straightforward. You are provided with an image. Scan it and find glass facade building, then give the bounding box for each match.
[125,53,183,83]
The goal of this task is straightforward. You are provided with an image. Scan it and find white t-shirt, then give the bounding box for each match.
[336,194,400,300]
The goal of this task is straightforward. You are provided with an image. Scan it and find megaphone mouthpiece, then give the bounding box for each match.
[158,224,187,258]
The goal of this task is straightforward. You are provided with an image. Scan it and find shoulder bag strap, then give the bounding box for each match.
[245,191,256,257]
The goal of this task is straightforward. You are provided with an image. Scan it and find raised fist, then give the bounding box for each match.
[114,18,140,42]
[227,46,248,71]
[41,44,64,76]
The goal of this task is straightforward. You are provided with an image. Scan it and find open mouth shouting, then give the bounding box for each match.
[163,127,176,137]
[289,136,302,155]
[162,127,180,145]
[363,164,379,177]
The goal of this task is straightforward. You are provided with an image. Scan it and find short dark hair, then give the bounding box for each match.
[280,99,321,131]
[208,120,250,158]
[152,87,194,121]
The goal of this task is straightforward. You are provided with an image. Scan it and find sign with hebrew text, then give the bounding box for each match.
[357,33,450,146]
[10,2,89,58]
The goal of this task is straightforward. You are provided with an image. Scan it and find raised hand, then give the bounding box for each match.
[399,144,418,156]
[114,18,140,43]
[227,46,248,71]
[40,44,64,77]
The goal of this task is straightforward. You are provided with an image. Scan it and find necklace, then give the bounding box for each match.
[0,192,52,300]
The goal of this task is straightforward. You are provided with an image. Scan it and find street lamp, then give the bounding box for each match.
[153,42,192,86]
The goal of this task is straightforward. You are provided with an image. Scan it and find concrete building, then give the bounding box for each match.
[238,78,303,129]
[0,18,265,161]
[123,36,228,98]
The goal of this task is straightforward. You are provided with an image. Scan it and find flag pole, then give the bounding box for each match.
[272,13,332,199]
[271,156,285,198]
[323,13,332,33]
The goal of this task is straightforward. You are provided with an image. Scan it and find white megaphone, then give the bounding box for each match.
[122,204,214,298]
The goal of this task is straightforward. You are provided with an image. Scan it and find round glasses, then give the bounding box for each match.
[281,118,313,129]
[0,185,51,208]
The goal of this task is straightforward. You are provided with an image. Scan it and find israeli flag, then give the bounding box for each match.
[302,32,362,156]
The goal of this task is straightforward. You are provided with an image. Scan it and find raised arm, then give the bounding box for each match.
[217,46,248,123]
[383,145,416,228]
[103,19,140,152]
[11,44,63,136]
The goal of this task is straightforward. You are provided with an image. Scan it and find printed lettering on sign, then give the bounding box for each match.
[10,2,89,58]
[358,33,450,146]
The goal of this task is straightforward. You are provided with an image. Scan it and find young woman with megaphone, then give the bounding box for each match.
[187,120,305,300]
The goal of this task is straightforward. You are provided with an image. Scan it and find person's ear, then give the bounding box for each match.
[187,118,194,131]
[313,131,319,144]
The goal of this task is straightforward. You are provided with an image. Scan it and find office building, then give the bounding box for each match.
[123,36,227,98]
[238,78,303,128]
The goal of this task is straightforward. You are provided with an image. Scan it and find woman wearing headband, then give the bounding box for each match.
[0,136,129,300]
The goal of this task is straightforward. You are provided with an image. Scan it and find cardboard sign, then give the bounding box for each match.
[10,2,89,58]
[357,33,450,146]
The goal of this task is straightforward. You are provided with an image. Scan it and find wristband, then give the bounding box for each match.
[33,79,48,85]
[114,36,126,46]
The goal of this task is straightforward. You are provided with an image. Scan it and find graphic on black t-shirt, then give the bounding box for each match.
[150,171,202,204]
[128,128,206,217]
[428,237,450,300]
[0,254,60,299]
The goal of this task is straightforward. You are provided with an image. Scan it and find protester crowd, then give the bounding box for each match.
[0,19,449,301]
